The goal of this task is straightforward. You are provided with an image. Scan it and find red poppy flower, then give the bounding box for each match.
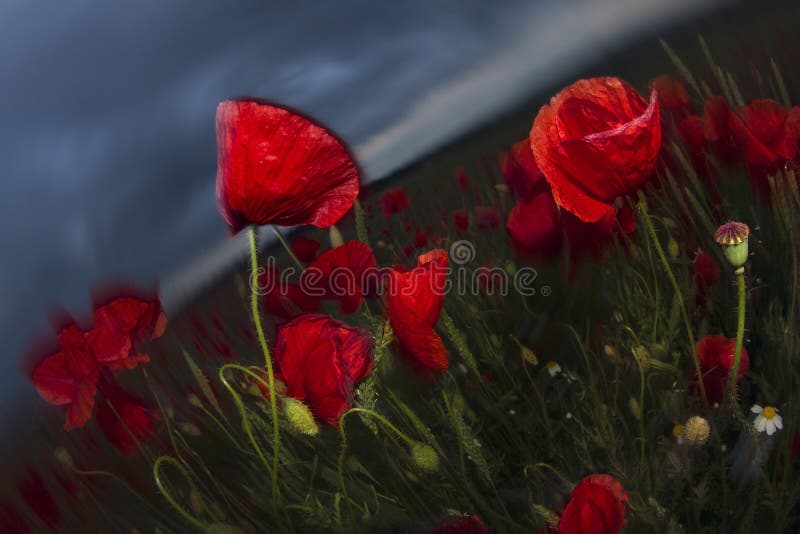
[0,499,29,534]
[273,314,374,425]
[381,187,410,216]
[506,191,560,259]
[260,264,321,319]
[557,474,628,534]
[429,514,490,534]
[729,99,800,168]
[387,249,449,372]
[703,96,732,142]
[455,167,471,191]
[694,252,721,285]
[32,325,101,430]
[415,230,429,249]
[216,99,359,233]
[96,381,161,457]
[302,240,377,313]
[475,206,500,229]
[530,77,661,222]
[453,209,470,231]
[678,115,706,150]
[651,75,690,111]
[291,236,321,263]
[500,139,547,201]
[89,296,167,370]
[695,334,749,404]
[506,184,634,261]
[17,469,59,529]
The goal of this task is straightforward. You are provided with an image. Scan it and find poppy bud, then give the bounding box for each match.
[505,261,517,276]
[714,221,750,271]
[628,398,641,420]
[329,225,344,249]
[633,345,650,368]
[410,442,439,473]
[179,422,202,436]
[283,397,319,436]
[189,490,205,516]
[54,447,74,468]
[682,416,710,447]
[521,346,539,366]
[667,237,680,259]
[187,394,203,408]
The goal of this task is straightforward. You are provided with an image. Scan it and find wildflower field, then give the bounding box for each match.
[6,2,800,532]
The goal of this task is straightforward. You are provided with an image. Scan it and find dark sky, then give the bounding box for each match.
[0,0,725,426]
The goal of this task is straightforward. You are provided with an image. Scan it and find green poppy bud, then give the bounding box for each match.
[410,442,439,473]
[283,397,319,436]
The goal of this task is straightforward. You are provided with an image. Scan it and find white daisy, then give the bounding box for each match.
[751,404,783,436]
[672,423,684,444]
[545,361,562,377]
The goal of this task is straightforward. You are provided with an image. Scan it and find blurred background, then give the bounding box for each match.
[0,0,737,431]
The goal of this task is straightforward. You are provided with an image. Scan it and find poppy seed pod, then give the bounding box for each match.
[714,221,750,270]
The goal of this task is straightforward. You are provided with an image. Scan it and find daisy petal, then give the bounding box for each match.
[755,415,768,433]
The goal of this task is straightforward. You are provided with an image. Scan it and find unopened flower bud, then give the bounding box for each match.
[179,422,202,436]
[682,416,710,447]
[602,344,617,361]
[628,398,641,420]
[54,447,73,468]
[410,442,439,473]
[714,221,750,270]
[505,261,518,276]
[283,397,319,436]
[329,225,344,248]
[667,238,680,259]
[189,490,205,516]
[521,346,539,366]
[187,394,203,408]
[633,345,650,367]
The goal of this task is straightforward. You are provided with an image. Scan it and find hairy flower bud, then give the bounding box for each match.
[329,224,344,249]
[521,346,539,366]
[410,442,439,473]
[54,447,74,468]
[667,237,680,259]
[283,397,319,436]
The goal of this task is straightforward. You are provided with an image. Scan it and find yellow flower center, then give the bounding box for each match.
[762,406,777,420]
[672,424,684,438]
[546,361,558,370]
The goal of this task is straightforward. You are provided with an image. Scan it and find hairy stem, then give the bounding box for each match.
[727,269,747,418]
[247,226,281,503]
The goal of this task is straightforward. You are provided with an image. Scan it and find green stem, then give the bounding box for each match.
[337,407,417,515]
[728,269,747,417]
[218,364,275,482]
[270,225,305,271]
[246,227,281,502]
[638,201,708,405]
[153,456,207,530]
